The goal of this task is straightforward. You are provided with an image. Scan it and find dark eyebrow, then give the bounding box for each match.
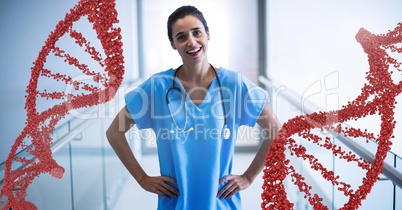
[174,27,202,38]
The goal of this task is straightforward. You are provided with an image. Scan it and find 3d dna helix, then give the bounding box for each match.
[1,0,401,209]
[262,22,402,209]
[0,0,124,209]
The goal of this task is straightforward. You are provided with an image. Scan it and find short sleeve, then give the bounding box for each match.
[124,77,154,129]
[238,76,268,127]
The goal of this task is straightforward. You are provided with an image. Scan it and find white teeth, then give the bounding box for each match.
[188,47,201,53]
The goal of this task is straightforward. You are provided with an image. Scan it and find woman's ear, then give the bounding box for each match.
[207,31,210,40]
[170,41,176,50]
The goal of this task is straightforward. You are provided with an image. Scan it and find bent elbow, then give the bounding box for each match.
[105,126,118,143]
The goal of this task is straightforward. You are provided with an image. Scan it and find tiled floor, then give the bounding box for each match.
[113,153,264,210]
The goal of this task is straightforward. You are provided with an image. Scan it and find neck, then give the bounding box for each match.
[179,62,213,84]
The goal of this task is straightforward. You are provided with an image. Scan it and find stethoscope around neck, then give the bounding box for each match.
[165,64,230,140]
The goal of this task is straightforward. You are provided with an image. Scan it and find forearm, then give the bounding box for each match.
[242,138,272,182]
[242,104,280,183]
[106,107,148,183]
[106,129,147,182]
[106,129,148,182]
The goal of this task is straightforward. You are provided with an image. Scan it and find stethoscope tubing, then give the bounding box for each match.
[166,64,229,136]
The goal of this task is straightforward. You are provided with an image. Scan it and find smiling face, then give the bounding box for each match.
[170,15,210,65]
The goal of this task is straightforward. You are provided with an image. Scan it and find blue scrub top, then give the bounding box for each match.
[125,67,267,210]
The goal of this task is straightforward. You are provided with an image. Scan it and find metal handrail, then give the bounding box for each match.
[0,117,98,188]
[0,79,141,188]
[51,119,97,153]
[259,76,402,189]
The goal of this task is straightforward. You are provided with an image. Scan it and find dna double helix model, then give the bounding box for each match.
[1,0,401,209]
[0,0,124,209]
[262,22,402,209]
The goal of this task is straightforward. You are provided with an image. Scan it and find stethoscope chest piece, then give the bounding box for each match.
[222,127,230,140]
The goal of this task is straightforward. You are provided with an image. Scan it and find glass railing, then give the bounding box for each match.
[0,82,138,209]
[259,76,402,210]
[2,76,401,209]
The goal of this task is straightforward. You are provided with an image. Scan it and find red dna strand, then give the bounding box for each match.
[0,0,124,209]
[262,22,402,209]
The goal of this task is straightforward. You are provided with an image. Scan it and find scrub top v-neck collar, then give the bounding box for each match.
[173,67,221,109]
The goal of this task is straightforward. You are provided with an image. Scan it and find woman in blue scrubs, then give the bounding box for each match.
[106,5,281,210]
